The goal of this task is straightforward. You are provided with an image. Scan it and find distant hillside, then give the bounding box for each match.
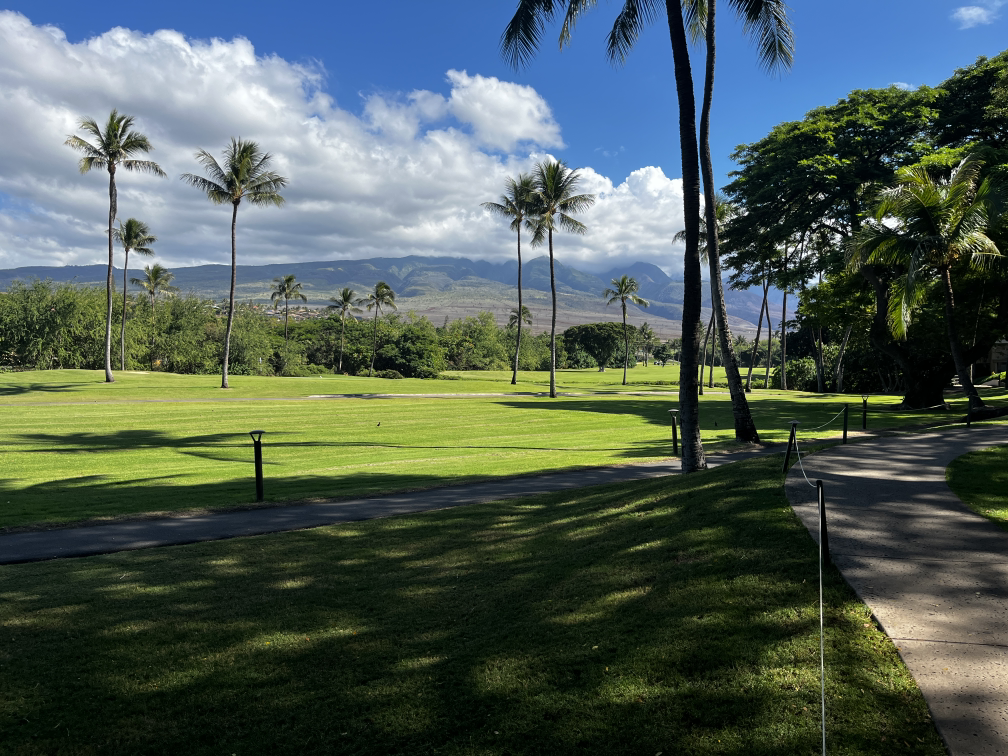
[0,256,788,337]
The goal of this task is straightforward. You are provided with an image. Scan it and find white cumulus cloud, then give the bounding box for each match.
[0,12,686,277]
[952,2,1003,28]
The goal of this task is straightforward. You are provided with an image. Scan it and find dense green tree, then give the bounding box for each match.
[65,109,166,383]
[482,174,543,385]
[130,263,177,370]
[530,159,595,397]
[112,218,157,371]
[270,274,308,366]
[181,138,287,389]
[604,275,649,385]
[361,281,397,377]
[564,322,625,372]
[440,312,510,370]
[850,156,1002,410]
[327,287,362,373]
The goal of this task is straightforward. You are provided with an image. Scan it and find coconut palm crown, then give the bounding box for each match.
[328,287,363,373]
[65,109,166,383]
[271,274,308,364]
[112,218,157,371]
[130,263,177,370]
[604,275,650,385]
[180,138,287,388]
[362,281,397,377]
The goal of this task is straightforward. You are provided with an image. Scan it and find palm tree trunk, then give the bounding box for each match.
[120,248,129,372]
[765,298,774,390]
[708,319,715,389]
[104,168,116,383]
[622,301,629,386]
[548,228,557,399]
[369,308,379,377]
[699,313,713,395]
[697,0,759,443]
[339,317,346,373]
[666,0,705,471]
[941,266,984,410]
[780,288,788,390]
[284,298,290,365]
[513,227,522,385]
[150,291,155,371]
[221,201,238,389]
[815,326,825,393]
[746,280,768,391]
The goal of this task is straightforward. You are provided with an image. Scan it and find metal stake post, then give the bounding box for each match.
[668,409,680,456]
[861,395,868,430]
[782,420,799,473]
[817,480,830,567]
[842,404,849,444]
[250,430,265,502]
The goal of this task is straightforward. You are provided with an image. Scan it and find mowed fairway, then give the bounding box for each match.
[2,369,1004,528]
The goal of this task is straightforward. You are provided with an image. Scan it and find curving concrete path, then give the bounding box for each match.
[786,424,1008,756]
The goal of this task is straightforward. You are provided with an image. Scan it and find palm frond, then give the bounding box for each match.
[607,0,662,64]
[559,0,598,48]
[122,159,167,177]
[501,0,562,69]
[727,0,794,74]
[179,173,231,204]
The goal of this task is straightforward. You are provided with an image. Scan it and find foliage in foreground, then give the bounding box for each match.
[0,457,944,755]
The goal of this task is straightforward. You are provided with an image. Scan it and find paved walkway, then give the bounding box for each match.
[0,448,767,565]
[786,424,1008,756]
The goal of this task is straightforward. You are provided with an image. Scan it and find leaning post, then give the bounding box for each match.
[250,430,265,502]
[782,420,799,474]
[668,409,680,457]
[842,404,849,444]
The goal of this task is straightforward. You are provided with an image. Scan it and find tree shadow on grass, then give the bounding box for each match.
[0,382,79,397]
[0,457,945,755]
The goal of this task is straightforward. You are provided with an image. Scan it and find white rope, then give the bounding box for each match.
[805,408,846,432]
[793,435,817,488]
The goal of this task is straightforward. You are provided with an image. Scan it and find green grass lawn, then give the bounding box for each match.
[946,444,1008,529]
[0,455,945,755]
[3,369,1004,528]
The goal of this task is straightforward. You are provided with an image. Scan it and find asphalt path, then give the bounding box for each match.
[786,423,1008,756]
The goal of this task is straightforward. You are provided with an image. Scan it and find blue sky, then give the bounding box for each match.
[0,1,1005,272]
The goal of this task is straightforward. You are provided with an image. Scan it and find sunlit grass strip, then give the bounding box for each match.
[0,456,945,755]
[946,444,1008,529]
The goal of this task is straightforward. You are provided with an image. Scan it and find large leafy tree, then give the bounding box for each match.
[65,109,166,383]
[850,156,1002,411]
[327,287,363,373]
[112,218,156,371]
[501,0,790,468]
[482,173,543,385]
[362,281,397,377]
[181,138,287,388]
[530,159,595,398]
[604,275,649,385]
[130,263,177,370]
[271,274,308,363]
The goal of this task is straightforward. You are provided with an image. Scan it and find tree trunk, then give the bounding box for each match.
[548,227,557,398]
[666,1,705,471]
[764,298,773,390]
[221,201,238,389]
[120,248,129,372]
[622,301,629,385]
[746,279,768,391]
[697,0,758,442]
[513,227,523,385]
[104,167,116,383]
[284,298,290,365]
[150,291,155,371]
[780,289,788,390]
[699,313,713,396]
[833,323,852,392]
[814,325,824,393]
[941,266,984,410]
[708,315,715,389]
[338,317,346,373]
[369,307,379,377]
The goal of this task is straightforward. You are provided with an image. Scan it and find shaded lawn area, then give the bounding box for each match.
[946,443,1008,530]
[0,456,944,755]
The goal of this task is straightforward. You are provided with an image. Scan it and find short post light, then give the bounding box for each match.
[861,394,869,430]
[668,409,680,456]
[250,430,265,502]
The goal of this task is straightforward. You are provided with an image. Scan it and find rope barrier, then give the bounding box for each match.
[804,407,847,432]
[793,435,817,488]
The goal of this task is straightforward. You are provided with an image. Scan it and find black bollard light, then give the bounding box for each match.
[861,394,868,430]
[668,409,680,456]
[842,403,849,444]
[782,420,799,473]
[250,430,265,502]
[817,480,831,567]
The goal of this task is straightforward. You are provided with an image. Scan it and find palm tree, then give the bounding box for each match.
[531,159,596,398]
[508,305,533,329]
[362,281,397,377]
[482,173,543,385]
[130,263,177,370]
[501,0,791,469]
[850,155,1001,411]
[112,218,156,371]
[270,274,308,363]
[65,110,166,383]
[604,276,650,385]
[327,287,362,373]
[180,138,287,388]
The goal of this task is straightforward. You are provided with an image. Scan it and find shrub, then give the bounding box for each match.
[376,369,404,379]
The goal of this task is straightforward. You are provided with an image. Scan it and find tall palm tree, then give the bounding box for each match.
[531,159,596,398]
[501,0,791,469]
[482,173,543,385]
[130,263,177,370]
[508,305,533,329]
[270,274,308,363]
[65,109,166,383]
[604,275,650,385]
[362,281,397,377]
[112,218,156,371]
[181,138,287,388]
[850,155,1001,411]
[327,287,362,373]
